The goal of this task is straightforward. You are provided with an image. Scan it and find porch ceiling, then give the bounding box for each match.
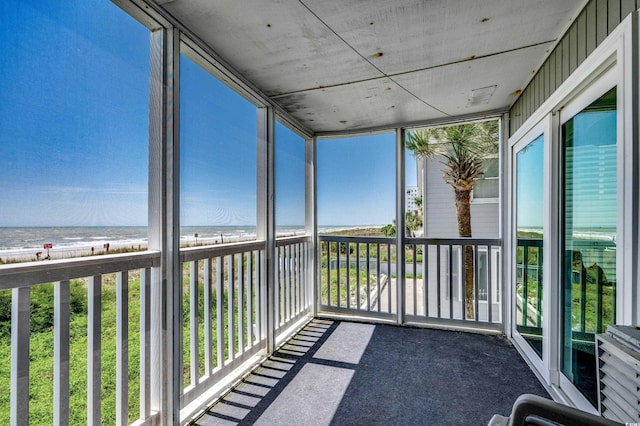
[156,0,586,133]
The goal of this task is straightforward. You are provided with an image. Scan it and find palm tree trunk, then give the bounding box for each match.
[454,189,474,319]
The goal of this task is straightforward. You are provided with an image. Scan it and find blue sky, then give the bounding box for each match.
[317,134,398,226]
[516,135,544,229]
[0,0,412,228]
[0,0,149,226]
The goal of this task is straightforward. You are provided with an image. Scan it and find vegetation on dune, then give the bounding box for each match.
[0,262,244,424]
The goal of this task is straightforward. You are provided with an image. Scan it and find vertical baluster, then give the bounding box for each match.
[355,243,361,310]
[423,244,428,317]
[305,242,310,309]
[297,243,302,312]
[277,246,282,326]
[216,257,224,367]
[116,271,129,425]
[140,268,151,418]
[247,251,254,345]
[303,242,308,310]
[346,242,351,309]
[461,245,467,321]
[228,255,236,360]
[54,280,70,426]
[11,287,30,426]
[299,243,303,312]
[580,257,587,333]
[292,243,297,315]
[366,243,371,311]
[88,276,101,425]
[285,245,291,320]
[474,245,480,322]
[297,243,302,313]
[448,245,453,319]
[387,243,392,313]
[596,262,604,333]
[376,243,381,313]
[238,253,245,353]
[190,261,199,386]
[488,246,495,323]
[436,245,442,318]
[203,259,212,373]
[293,243,297,315]
[536,245,542,327]
[412,244,417,316]
[523,247,529,327]
[326,241,331,306]
[336,242,341,308]
[258,250,264,341]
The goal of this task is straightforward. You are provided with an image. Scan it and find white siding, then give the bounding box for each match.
[423,157,499,238]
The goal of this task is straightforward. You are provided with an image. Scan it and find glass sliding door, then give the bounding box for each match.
[515,134,545,358]
[561,87,617,405]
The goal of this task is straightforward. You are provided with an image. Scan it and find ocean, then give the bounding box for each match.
[0,225,308,251]
[0,225,368,261]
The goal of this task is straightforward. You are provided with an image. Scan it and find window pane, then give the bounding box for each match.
[317,133,395,233]
[0,0,149,264]
[276,122,305,235]
[561,87,616,406]
[516,134,544,358]
[179,52,257,245]
[473,179,499,198]
[483,157,500,177]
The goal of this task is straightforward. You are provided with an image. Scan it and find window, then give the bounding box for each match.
[0,0,150,236]
[275,121,305,236]
[179,50,257,245]
[561,87,617,406]
[317,133,395,232]
[472,156,499,201]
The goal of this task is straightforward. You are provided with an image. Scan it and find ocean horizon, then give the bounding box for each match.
[0,225,381,252]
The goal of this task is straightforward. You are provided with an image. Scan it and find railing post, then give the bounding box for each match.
[396,128,406,324]
[148,24,181,425]
[258,106,276,353]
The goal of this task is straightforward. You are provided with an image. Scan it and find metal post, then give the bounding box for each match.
[396,128,406,324]
[257,106,276,353]
[148,25,181,425]
[306,136,318,317]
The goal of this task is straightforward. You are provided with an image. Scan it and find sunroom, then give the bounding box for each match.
[1,0,639,425]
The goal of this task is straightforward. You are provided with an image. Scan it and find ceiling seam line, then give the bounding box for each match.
[271,39,557,98]
[296,0,450,116]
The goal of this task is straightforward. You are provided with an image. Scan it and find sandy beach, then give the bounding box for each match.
[0,226,382,264]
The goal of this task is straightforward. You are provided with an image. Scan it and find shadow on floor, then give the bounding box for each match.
[193,319,548,426]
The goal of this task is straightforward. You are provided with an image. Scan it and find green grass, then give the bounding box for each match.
[0,261,248,424]
[516,279,615,334]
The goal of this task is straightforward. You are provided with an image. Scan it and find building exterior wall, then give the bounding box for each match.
[509,0,640,135]
[406,186,420,212]
[423,157,499,238]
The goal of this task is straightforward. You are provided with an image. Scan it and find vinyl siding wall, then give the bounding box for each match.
[509,0,639,135]
[423,157,499,238]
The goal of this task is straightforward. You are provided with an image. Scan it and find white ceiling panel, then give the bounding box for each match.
[273,77,445,131]
[156,0,586,133]
[393,42,554,116]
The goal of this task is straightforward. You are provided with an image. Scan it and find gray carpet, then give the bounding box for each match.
[194,319,549,426]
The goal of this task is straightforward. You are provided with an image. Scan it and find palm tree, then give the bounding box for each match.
[406,121,498,319]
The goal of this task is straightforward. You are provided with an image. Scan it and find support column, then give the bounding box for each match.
[306,136,317,317]
[396,128,406,324]
[257,106,276,354]
[149,26,181,425]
